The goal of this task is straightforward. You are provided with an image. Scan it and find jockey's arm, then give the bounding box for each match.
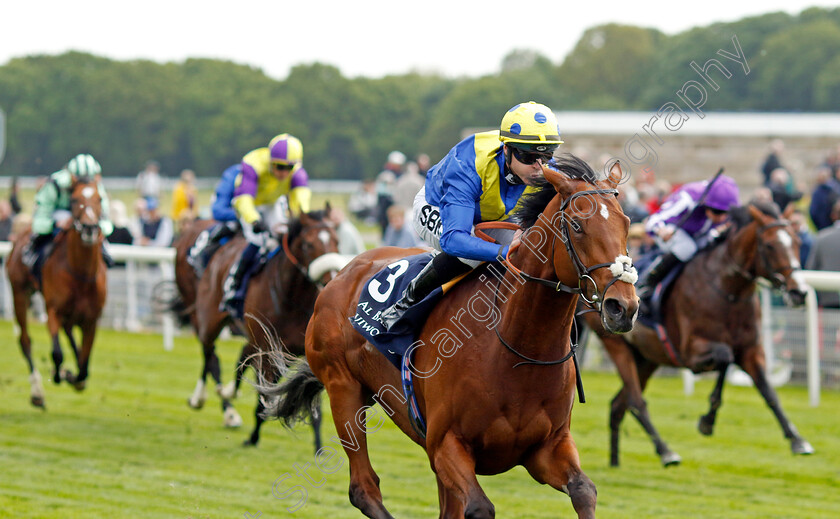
[439,177,504,263]
[645,191,694,239]
[32,181,59,235]
[231,164,261,225]
[288,167,311,214]
[97,183,114,236]
[288,186,312,214]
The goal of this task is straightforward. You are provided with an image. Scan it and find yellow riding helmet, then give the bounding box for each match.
[499,101,564,153]
[269,133,303,166]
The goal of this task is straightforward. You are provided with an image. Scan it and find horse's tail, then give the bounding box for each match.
[259,359,324,428]
[151,280,191,327]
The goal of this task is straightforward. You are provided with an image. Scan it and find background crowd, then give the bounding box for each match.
[2,140,840,306]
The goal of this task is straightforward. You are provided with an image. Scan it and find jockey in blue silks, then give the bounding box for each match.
[186,163,243,274]
[635,174,741,300]
[380,101,564,330]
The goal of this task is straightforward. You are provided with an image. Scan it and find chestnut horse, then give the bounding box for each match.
[183,210,342,448]
[6,179,107,408]
[264,157,638,518]
[583,200,812,467]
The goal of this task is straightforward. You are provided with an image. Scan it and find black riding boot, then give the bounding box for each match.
[188,222,239,274]
[101,244,115,268]
[380,253,472,331]
[636,252,682,301]
[220,243,259,319]
[23,233,53,272]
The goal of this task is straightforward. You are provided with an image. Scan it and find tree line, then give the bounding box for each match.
[0,7,838,180]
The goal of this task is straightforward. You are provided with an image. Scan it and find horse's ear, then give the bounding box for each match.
[606,160,624,188]
[782,203,795,220]
[325,200,332,213]
[748,204,766,223]
[542,165,573,195]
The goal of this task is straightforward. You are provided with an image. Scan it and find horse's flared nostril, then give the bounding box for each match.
[603,298,625,319]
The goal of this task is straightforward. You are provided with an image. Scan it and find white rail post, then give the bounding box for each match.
[760,286,775,374]
[805,286,820,407]
[161,258,175,351]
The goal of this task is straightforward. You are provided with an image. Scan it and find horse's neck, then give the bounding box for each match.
[496,220,578,353]
[697,226,757,296]
[65,230,101,277]
[276,256,317,307]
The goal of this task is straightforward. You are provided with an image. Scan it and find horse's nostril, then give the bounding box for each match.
[604,298,624,318]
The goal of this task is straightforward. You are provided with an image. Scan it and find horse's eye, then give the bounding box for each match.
[570,219,583,233]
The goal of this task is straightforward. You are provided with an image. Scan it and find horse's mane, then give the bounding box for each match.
[286,210,328,243]
[513,153,598,229]
[728,199,781,232]
[697,199,782,254]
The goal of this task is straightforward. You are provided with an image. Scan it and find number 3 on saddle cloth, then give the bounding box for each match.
[350,224,517,438]
[635,250,686,364]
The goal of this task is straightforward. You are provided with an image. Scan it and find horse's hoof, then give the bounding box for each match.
[72,380,87,392]
[697,417,714,436]
[218,381,238,400]
[242,438,257,448]
[30,395,46,408]
[61,368,76,384]
[187,397,204,410]
[223,408,243,428]
[51,371,62,385]
[792,439,814,455]
[661,451,682,467]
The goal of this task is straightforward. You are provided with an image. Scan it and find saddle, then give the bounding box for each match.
[350,222,519,437]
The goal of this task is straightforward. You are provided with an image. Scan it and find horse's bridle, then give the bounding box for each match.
[728,219,796,291]
[281,222,336,289]
[500,188,629,311]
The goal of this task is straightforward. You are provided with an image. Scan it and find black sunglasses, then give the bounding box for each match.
[707,207,727,216]
[511,147,553,165]
[273,162,294,171]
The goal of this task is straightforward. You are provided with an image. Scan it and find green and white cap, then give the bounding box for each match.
[66,154,101,179]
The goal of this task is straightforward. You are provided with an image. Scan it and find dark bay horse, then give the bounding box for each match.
[264,157,638,519]
[583,201,812,467]
[186,210,343,447]
[6,179,107,407]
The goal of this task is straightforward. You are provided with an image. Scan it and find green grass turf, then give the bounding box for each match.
[1,320,838,518]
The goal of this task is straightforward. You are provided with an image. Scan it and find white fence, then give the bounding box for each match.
[0,241,178,350]
[1,239,838,405]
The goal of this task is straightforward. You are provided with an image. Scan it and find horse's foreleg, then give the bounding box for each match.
[13,290,44,407]
[740,347,814,455]
[698,367,727,436]
[188,342,211,409]
[66,322,96,391]
[46,309,64,385]
[429,433,493,519]
[603,337,678,466]
[63,324,79,364]
[524,432,596,519]
[221,343,254,400]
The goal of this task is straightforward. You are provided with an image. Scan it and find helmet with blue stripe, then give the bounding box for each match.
[269,134,303,167]
[500,102,564,154]
[66,154,101,179]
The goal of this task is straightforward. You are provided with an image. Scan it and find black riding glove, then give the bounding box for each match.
[251,219,268,234]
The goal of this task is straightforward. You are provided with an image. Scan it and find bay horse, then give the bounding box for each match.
[6,179,107,408]
[186,209,342,448]
[583,200,812,467]
[264,157,638,518]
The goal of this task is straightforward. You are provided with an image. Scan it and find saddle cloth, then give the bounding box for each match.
[351,253,445,369]
[350,223,517,369]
